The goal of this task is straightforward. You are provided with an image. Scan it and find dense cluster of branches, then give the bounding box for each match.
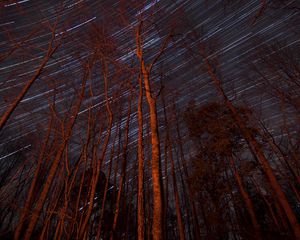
[0,1,299,240]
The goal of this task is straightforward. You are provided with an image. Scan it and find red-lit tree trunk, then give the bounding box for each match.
[0,23,59,132]
[137,74,145,240]
[172,103,201,239]
[110,92,132,240]
[96,112,120,239]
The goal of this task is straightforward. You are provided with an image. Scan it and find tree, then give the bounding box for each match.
[135,21,171,240]
[185,101,262,239]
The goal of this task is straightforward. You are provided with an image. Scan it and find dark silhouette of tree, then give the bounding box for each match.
[185,101,298,239]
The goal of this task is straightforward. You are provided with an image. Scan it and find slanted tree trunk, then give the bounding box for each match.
[229,157,262,239]
[0,25,59,132]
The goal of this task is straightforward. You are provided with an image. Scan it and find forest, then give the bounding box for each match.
[0,0,299,239]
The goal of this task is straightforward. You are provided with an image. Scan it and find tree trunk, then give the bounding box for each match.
[110,93,131,240]
[136,24,164,240]
[230,158,262,239]
[0,37,58,132]
[137,74,145,240]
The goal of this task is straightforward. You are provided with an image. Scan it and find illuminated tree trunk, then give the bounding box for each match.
[163,101,169,240]
[260,125,300,186]
[57,109,95,240]
[137,74,145,240]
[145,121,152,240]
[96,114,120,239]
[69,148,92,238]
[173,103,201,239]
[110,93,131,240]
[136,24,164,240]
[169,144,186,240]
[0,29,59,132]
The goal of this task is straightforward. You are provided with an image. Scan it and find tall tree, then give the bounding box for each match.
[135,21,170,240]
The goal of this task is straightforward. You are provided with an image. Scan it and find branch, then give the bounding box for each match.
[148,31,173,72]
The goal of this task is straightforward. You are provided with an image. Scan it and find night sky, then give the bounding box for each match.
[1,1,299,148]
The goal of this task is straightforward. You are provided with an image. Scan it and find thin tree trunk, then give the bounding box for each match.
[96,115,120,239]
[172,102,201,239]
[137,74,145,240]
[110,94,131,240]
[0,33,59,132]
[251,176,282,230]
[168,144,186,240]
[162,93,185,240]
[230,158,262,239]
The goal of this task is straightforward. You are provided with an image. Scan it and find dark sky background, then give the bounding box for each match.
[0,0,299,163]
